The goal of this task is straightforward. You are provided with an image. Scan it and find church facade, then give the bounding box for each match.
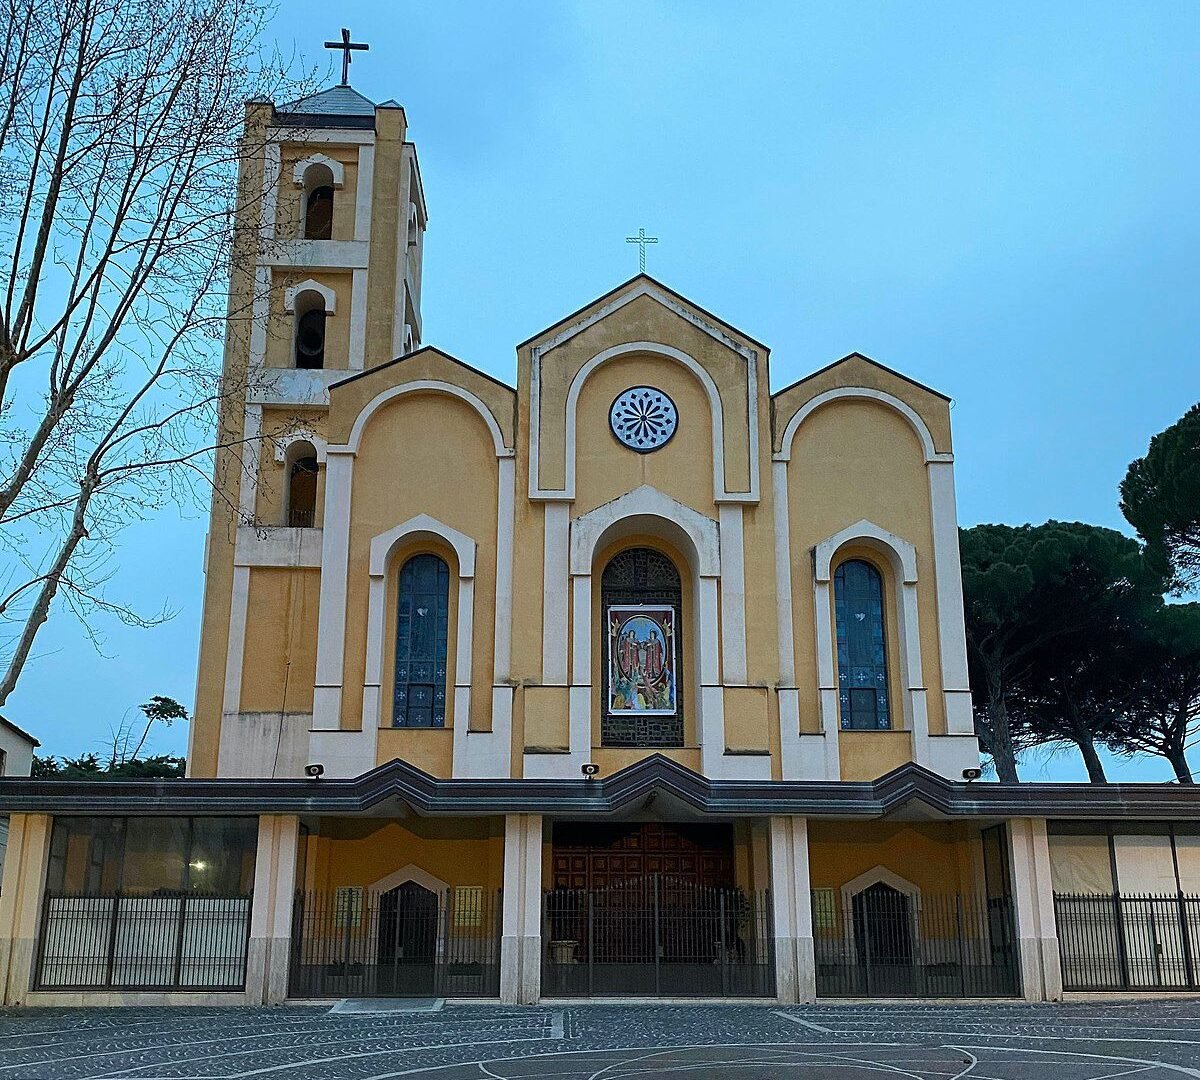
[1,72,1199,1009]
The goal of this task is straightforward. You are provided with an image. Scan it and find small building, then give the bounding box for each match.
[0,63,1196,1008]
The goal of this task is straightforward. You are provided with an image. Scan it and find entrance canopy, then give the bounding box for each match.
[1,756,1197,821]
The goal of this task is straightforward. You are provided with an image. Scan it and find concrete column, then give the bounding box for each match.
[500,813,542,1004]
[245,814,300,1005]
[769,816,816,1004]
[1008,817,1062,1002]
[0,813,53,1005]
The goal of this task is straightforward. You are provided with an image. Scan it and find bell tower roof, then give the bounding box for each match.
[276,85,380,128]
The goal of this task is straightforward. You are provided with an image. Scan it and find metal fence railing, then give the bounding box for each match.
[35,893,252,991]
[1055,893,1200,991]
[542,879,774,998]
[289,887,501,998]
[813,890,1018,998]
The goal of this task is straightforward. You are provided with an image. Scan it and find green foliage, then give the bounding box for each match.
[31,753,185,779]
[1121,402,1200,592]
[138,696,188,724]
[960,521,1165,781]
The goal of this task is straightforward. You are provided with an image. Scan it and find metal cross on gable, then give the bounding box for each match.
[625,227,659,273]
[324,28,369,87]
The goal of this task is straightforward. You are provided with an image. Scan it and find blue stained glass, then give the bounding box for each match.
[393,553,450,728]
[834,559,891,730]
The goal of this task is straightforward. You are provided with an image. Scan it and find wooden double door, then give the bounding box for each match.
[551,821,735,890]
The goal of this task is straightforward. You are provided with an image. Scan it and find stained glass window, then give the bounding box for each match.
[393,553,449,728]
[834,559,891,730]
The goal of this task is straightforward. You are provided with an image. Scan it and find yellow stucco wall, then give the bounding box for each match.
[808,821,981,897]
[238,569,320,714]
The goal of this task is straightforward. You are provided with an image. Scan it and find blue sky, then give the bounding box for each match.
[11,2,1199,781]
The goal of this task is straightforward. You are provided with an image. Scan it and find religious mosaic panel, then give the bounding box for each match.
[608,605,676,709]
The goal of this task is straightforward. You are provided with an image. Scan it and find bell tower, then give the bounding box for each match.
[189,38,429,777]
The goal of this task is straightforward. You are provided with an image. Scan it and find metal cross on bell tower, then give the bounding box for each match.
[625,227,659,274]
[324,28,369,86]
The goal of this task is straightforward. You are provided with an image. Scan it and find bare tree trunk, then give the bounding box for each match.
[985,673,1020,783]
[1076,730,1108,784]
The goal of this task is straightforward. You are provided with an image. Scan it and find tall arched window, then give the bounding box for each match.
[286,450,318,527]
[393,554,450,728]
[601,547,683,748]
[833,559,891,730]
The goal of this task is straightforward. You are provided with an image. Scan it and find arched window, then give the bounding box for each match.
[833,559,891,730]
[393,553,450,728]
[300,162,335,240]
[293,292,326,369]
[286,450,317,527]
[600,547,683,748]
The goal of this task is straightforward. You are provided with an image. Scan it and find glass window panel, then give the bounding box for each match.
[1048,834,1114,894]
[188,818,258,894]
[123,818,189,895]
[1113,834,1177,894]
[393,553,450,728]
[834,560,891,730]
[47,818,125,894]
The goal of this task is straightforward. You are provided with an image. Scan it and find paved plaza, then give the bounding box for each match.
[1,1001,1200,1079]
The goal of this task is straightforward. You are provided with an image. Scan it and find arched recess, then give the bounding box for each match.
[552,341,734,503]
[367,864,450,902]
[342,381,512,459]
[566,486,725,768]
[363,514,477,756]
[284,279,337,315]
[273,429,328,464]
[282,439,320,528]
[811,519,928,764]
[839,865,922,906]
[292,153,346,189]
[775,386,946,465]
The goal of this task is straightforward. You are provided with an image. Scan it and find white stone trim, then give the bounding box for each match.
[248,366,344,407]
[493,457,515,683]
[771,461,796,688]
[338,380,513,458]
[500,814,542,1004]
[272,430,327,465]
[814,520,918,584]
[234,526,323,568]
[354,145,374,242]
[530,339,758,504]
[238,403,263,523]
[265,239,369,270]
[261,143,281,240]
[366,864,449,902]
[283,278,336,315]
[367,514,476,578]
[840,865,922,906]
[362,515,477,772]
[718,505,747,683]
[223,565,251,715]
[928,460,974,735]
[813,519,927,768]
[536,279,758,361]
[268,129,375,146]
[249,267,271,366]
[312,450,354,731]
[775,385,952,465]
[541,502,569,686]
[1008,818,1063,1001]
[291,152,345,189]
[348,268,368,370]
[568,485,721,577]
[769,817,815,1004]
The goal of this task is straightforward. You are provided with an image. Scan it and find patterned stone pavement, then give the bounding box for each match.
[2,1001,1200,1079]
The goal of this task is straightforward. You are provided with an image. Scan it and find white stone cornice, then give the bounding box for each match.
[775,385,952,465]
[291,152,345,188]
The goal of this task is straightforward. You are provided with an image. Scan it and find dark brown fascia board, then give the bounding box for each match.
[770,352,952,403]
[2,757,1200,821]
[328,346,516,394]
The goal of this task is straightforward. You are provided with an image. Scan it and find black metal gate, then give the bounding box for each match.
[289,886,501,998]
[1055,893,1200,991]
[814,889,1018,997]
[542,877,774,997]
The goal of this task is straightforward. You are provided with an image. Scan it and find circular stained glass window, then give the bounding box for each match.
[609,386,678,453]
